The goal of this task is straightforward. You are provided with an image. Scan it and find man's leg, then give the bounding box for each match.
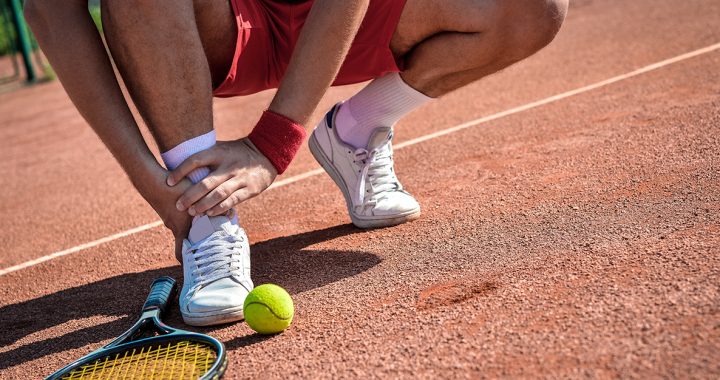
[101,0,252,326]
[101,0,234,152]
[392,0,568,96]
[312,0,568,228]
[339,0,568,148]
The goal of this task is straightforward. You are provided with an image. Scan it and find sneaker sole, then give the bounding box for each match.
[309,132,421,229]
[182,306,244,327]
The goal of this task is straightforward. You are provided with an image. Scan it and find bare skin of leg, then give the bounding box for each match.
[391,0,568,97]
[101,0,235,153]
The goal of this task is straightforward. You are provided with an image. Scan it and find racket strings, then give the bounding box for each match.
[60,341,217,380]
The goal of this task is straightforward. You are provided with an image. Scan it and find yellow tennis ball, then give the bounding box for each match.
[244,284,294,334]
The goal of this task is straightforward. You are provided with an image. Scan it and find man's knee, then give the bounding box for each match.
[528,0,568,50]
[501,0,568,60]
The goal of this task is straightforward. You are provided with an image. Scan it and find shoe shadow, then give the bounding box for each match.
[0,224,375,371]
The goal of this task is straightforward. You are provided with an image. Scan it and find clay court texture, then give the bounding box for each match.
[1,0,719,378]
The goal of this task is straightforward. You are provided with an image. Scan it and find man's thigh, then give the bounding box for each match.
[194,0,237,88]
[390,0,500,56]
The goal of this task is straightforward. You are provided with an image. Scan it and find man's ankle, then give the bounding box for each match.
[333,73,432,149]
[161,130,216,183]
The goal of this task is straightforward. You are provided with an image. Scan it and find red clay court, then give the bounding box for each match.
[1,0,719,378]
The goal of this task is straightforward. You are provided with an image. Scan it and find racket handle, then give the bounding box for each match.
[142,276,177,314]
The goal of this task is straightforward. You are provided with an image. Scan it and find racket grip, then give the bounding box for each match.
[142,276,177,314]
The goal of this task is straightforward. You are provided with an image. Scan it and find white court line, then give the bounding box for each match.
[2,42,719,277]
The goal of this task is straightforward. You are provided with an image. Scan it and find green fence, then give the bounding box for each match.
[0,0,50,85]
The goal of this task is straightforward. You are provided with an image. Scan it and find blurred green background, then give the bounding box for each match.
[89,0,102,34]
[1,0,102,47]
[0,0,24,57]
[0,0,101,56]
[0,0,101,84]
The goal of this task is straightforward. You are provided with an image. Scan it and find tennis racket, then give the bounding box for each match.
[46,276,227,380]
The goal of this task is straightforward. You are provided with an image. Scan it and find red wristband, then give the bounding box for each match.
[248,110,306,175]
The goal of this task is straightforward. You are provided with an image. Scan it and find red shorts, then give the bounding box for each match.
[213,0,407,97]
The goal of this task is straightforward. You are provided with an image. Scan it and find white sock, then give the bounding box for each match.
[160,130,239,226]
[161,130,216,184]
[336,72,432,149]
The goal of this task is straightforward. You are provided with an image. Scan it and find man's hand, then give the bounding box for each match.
[167,138,278,217]
[132,167,194,260]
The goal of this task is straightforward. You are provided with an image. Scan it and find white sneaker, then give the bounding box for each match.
[179,210,253,326]
[309,103,421,228]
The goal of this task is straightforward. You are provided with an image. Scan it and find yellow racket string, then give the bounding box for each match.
[60,341,217,380]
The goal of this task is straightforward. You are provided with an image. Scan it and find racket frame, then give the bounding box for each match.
[46,277,227,380]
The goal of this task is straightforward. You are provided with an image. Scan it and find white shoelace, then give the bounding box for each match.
[352,143,402,208]
[189,231,245,288]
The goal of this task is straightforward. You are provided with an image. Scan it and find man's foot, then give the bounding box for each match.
[180,210,252,326]
[309,103,421,229]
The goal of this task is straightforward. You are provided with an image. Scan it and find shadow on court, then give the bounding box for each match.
[0,224,377,370]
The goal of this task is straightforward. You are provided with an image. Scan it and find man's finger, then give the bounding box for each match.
[206,188,252,217]
[167,149,218,186]
[189,179,243,216]
[176,173,230,212]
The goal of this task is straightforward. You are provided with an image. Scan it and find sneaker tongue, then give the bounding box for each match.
[366,127,393,151]
[188,214,237,244]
